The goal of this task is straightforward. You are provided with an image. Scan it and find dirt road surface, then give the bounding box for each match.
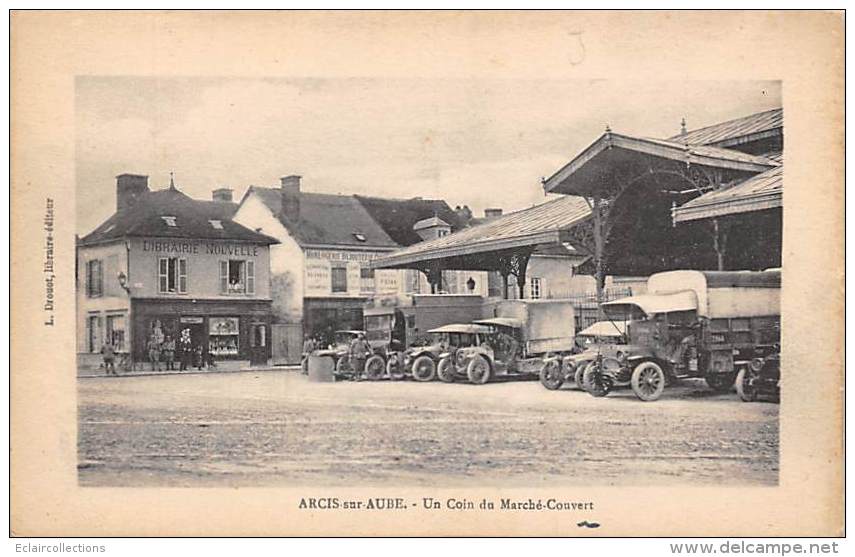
[78,370,778,487]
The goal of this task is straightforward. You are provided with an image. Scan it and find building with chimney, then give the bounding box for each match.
[232,176,489,362]
[76,174,278,371]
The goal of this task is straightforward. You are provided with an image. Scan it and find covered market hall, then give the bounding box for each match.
[372,108,784,309]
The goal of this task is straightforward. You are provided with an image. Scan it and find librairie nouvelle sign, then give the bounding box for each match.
[140,239,259,257]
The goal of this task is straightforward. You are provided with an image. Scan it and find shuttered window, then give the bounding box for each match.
[220,261,229,293]
[158,257,187,294]
[86,260,103,297]
[246,260,255,294]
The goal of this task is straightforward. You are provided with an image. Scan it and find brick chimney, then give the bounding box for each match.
[280,175,301,223]
[116,174,149,212]
[484,208,503,219]
[212,188,233,202]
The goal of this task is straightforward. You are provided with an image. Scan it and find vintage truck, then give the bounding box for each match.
[446,299,576,385]
[362,294,491,380]
[580,269,780,401]
[539,320,626,390]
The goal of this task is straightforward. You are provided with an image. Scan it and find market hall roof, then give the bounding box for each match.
[668,108,783,148]
[371,195,592,269]
[247,187,398,249]
[672,161,782,223]
[79,187,278,246]
[541,130,781,197]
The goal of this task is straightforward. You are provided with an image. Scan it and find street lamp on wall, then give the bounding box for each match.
[117,271,131,293]
[466,276,476,292]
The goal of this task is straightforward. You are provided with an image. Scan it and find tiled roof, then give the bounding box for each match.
[669,108,783,147]
[355,195,464,246]
[673,156,783,223]
[373,195,592,268]
[249,187,398,249]
[79,188,278,246]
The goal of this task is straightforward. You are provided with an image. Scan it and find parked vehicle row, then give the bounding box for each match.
[303,270,780,403]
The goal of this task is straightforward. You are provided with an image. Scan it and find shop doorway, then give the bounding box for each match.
[249,322,268,366]
[179,317,206,366]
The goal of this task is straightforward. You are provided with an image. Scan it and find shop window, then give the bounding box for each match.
[106,314,126,352]
[331,266,347,293]
[87,314,102,352]
[209,317,239,356]
[530,277,542,299]
[220,260,255,294]
[158,257,187,294]
[86,259,103,298]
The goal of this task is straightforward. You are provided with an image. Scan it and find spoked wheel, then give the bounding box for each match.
[335,356,349,374]
[411,355,437,382]
[582,362,612,397]
[705,372,737,393]
[466,355,491,385]
[630,361,666,401]
[387,356,406,381]
[573,362,589,390]
[364,355,386,381]
[735,367,758,402]
[539,360,564,390]
[437,357,456,383]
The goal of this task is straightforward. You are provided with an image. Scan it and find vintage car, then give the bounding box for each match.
[311,330,380,378]
[449,300,576,385]
[581,270,780,402]
[418,323,493,383]
[539,320,626,390]
[735,349,780,402]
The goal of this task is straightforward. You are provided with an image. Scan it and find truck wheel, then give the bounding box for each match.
[539,360,563,390]
[466,355,491,385]
[364,355,385,381]
[437,358,456,383]
[411,356,436,382]
[735,367,758,402]
[582,363,612,397]
[574,362,589,390]
[335,356,348,374]
[705,372,736,393]
[630,361,666,402]
[387,357,405,381]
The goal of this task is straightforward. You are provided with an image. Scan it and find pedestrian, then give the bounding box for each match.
[162,335,176,371]
[100,339,117,376]
[178,329,193,371]
[147,335,162,372]
[301,335,317,375]
[194,345,204,370]
[348,333,371,380]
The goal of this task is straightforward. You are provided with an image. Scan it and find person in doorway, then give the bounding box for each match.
[147,336,162,372]
[194,345,205,370]
[100,339,117,376]
[348,333,372,380]
[178,329,193,371]
[162,335,176,371]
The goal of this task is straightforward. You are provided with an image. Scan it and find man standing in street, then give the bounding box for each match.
[147,335,162,372]
[100,339,117,376]
[348,333,371,381]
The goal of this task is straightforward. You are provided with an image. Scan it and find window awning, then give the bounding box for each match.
[672,166,782,223]
[542,131,780,198]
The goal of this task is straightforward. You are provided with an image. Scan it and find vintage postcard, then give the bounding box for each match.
[10,10,844,536]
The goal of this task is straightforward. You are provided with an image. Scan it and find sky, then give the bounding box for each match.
[76,77,781,235]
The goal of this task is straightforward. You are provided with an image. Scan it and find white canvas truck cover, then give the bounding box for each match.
[493,299,576,354]
[647,270,781,319]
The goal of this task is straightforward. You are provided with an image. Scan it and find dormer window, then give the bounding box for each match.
[209,219,223,230]
[353,233,367,242]
[438,229,449,237]
[161,216,177,227]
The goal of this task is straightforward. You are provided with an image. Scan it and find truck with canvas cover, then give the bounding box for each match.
[448,299,576,385]
[361,294,490,380]
[580,270,780,401]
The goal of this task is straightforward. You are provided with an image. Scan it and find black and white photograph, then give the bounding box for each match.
[74,77,784,488]
[11,10,843,538]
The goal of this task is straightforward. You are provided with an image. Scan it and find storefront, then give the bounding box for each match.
[131,298,272,366]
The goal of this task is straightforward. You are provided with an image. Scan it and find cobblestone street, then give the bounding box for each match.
[78,370,779,487]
